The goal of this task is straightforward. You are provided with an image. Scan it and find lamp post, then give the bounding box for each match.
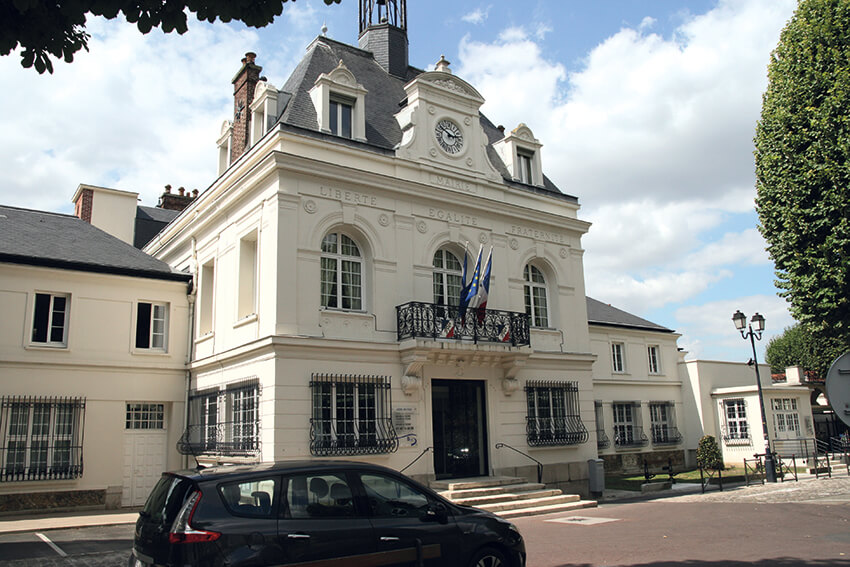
[732,310,777,483]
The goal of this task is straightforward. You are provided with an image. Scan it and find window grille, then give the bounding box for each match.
[309,374,397,456]
[1,396,85,482]
[612,402,648,448]
[649,402,682,445]
[525,380,588,446]
[179,379,260,457]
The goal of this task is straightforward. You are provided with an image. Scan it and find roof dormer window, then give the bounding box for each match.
[310,60,368,142]
[493,124,544,187]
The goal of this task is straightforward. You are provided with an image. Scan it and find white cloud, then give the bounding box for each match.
[676,294,793,360]
[0,16,258,213]
[462,6,492,25]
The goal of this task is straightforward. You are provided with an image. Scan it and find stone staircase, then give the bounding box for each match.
[431,476,597,519]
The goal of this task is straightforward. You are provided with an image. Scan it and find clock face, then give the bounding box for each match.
[434,119,464,154]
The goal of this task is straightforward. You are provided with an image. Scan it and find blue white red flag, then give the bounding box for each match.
[458,245,482,316]
[473,247,492,311]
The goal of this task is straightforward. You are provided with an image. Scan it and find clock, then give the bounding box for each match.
[434,119,464,154]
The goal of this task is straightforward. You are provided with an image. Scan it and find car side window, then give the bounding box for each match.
[283,473,356,519]
[219,477,278,518]
[360,473,431,519]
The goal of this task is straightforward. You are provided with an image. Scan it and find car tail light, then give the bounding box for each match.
[168,490,221,544]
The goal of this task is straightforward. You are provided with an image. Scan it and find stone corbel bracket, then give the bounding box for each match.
[401,352,429,396]
[501,353,530,396]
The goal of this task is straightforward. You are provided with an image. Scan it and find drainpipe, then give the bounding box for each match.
[182,238,199,469]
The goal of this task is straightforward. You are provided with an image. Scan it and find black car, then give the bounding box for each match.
[130,460,525,567]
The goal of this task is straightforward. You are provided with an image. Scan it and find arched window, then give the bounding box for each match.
[523,264,548,327]
[321,232,362,310]
[432,249,463,306]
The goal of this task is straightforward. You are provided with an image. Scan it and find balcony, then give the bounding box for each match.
[396,302,530,347]
[613,426,650,449]
[651,425,683,446]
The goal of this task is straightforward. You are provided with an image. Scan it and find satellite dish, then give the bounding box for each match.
[825,351,850,427]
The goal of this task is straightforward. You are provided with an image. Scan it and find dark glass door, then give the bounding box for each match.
[432,380,488,479]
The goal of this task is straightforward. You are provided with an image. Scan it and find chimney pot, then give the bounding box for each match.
[178,187,185,196]
[165,184,172,193]
[246,52,256,64]
[192,189,199,198]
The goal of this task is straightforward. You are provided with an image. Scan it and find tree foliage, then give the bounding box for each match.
[696,435,723,471]
[765,323,820,375]
[1,0,341,74]
[754,0,850,363]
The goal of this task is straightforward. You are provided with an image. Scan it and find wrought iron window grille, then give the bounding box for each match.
[0,396,85,482]
[651,426,683,445]
[396,301,530,346]
[309,373,398,457]
[525,380,588,447]
[179,379,261,458]
[613,426,650,448]
[596,429,610,449]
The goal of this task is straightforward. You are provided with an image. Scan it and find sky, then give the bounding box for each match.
[0,0,801,362]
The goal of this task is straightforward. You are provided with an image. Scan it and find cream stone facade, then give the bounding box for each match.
[0,207,191,512]
[680,360,815,466]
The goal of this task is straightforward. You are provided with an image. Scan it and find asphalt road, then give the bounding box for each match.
[0,477,848,566]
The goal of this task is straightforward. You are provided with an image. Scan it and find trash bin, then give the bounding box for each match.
[587,458,604,498]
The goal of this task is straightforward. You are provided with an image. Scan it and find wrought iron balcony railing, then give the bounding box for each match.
[613,426,649,448]
[596,429,611,449]
[526,417,589,447]
[651,425,683,445]
[178,423,260,458]
[396,302,530,346]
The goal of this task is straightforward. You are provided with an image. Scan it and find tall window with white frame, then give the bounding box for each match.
[613,402,642,447]
[228,383,259,453]
[611,342,626,373]
[329,96,353,138]
[650,402,679,444]
[238,232,258,320]
[771,398,800,438]
[517,149,534,184]
[321,232,362,310]
[31,292,69,346]
[723,398,749,443]
[199,260,215,335]
[135,302,168,350]
[525,380,587,446]
[523,264,548,327]
[432,249,463,306]
[647,345,661,374]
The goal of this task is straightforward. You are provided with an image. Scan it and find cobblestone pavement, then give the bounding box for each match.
[665,475,850,504]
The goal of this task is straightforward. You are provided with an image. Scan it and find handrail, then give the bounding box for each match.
[400,446,433,474]
[495,442,543,484]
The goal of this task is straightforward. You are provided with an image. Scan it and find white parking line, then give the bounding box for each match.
[35,532,67,557]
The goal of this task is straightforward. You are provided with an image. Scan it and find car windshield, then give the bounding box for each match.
[142,474,193,524]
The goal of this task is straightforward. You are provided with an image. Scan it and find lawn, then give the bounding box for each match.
[604,466,749,491]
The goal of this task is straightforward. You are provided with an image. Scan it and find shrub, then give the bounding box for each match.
[696,435,723,470]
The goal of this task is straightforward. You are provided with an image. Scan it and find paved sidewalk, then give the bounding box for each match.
[0,509,139,535]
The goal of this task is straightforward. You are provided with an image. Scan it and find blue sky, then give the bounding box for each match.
[0,0,800,361]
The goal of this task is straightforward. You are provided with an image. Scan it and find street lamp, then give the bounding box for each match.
[732,310,777,482]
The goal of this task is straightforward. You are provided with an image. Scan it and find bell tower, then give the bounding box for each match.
[359,0,408,78]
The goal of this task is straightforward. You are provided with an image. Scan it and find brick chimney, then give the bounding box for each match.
[158,184,196,212]
[230,52,262,164]
[73,186,94,223]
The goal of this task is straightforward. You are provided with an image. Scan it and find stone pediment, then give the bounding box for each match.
[415,71,485,105]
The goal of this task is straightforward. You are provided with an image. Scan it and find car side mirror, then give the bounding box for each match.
[424,502,448,523]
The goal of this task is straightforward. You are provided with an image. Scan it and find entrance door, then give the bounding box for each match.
[431,380,488,479]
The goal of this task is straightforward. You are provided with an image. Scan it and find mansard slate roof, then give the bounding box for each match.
[0,205,190,282]
[274,36,574,202]
[586,296,673,333]
[134,205,180,249]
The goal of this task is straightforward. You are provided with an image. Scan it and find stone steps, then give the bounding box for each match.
[432,476,596,519]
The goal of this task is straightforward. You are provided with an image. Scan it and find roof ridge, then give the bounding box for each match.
[0,204,76,219]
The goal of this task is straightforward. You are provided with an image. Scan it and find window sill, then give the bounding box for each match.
[234,314,258,329]
[131,348,170,356]
[320,307,369,315]
[195,332,214,345]
[24,343,69,351]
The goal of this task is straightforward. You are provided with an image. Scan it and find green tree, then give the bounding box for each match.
[754,0,850,367]
[1,0,341,74]
[765,323,820,375]
[696,435,723,471]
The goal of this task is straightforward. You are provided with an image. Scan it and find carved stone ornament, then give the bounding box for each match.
[432,78,469,96]
[466,158,474,167]
[429,148,438,157]
[509,238,519,250]
[479,232,488,244]
[378,213,390,227]
[428,105,436,115]
[401,375,422,395]
[464,116,472,126]
[502,377,520,396]
[559,247,568,259]
[304,200,317,214]
[417,221,428,234]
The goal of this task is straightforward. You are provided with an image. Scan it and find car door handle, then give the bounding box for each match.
[380,536,400,542]
[287,533,311,540]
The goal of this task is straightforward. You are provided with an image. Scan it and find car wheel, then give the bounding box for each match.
[469,546,509,567]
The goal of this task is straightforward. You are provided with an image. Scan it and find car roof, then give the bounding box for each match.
[169,460,403,482]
